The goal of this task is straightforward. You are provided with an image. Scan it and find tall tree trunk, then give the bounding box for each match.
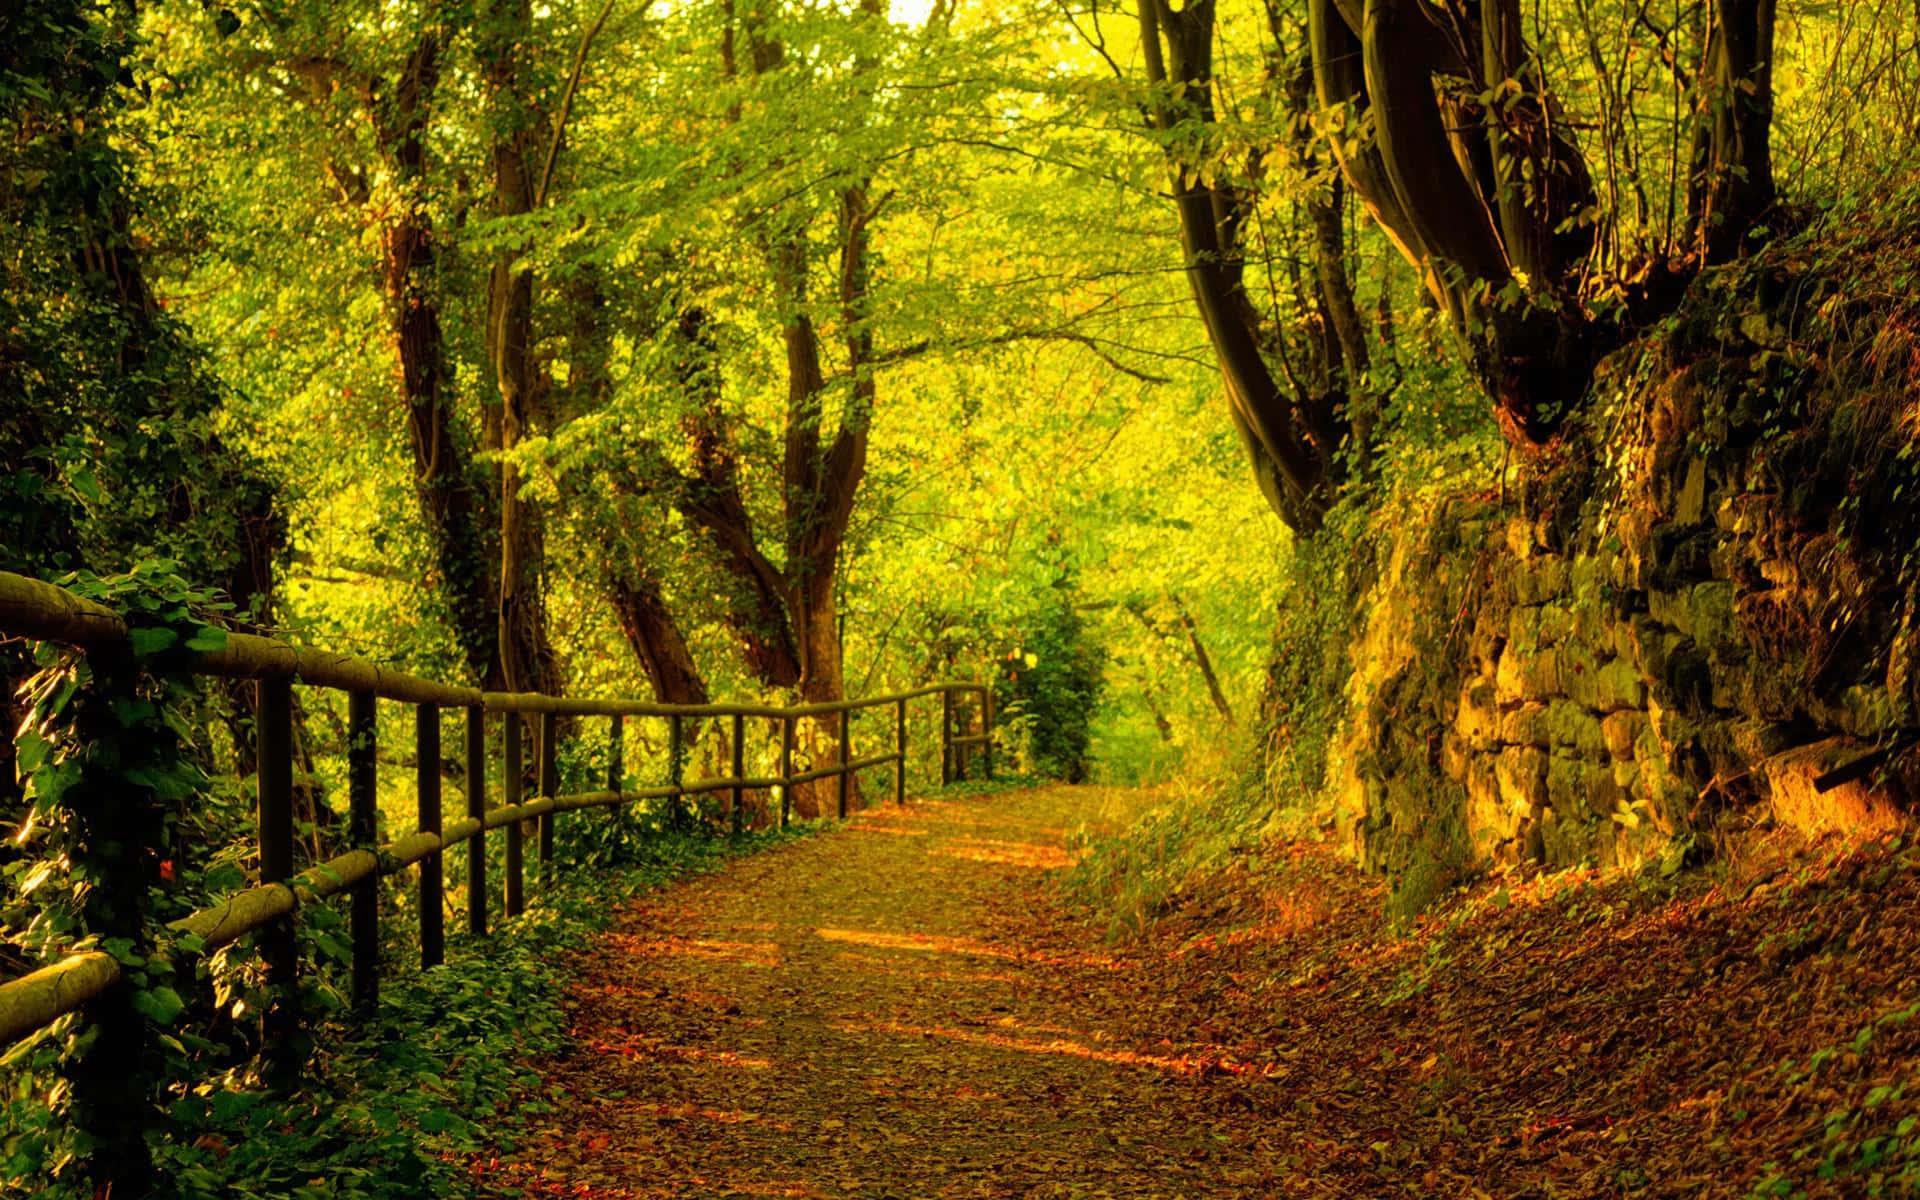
[556,271,714,705]
[1308,0,1775,444]
[370,34,502,688]
[1688,0,1778,261]
[479,0,562,698]
[1137,0,1344,531]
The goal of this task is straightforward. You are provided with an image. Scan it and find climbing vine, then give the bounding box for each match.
[2,564,231,1190]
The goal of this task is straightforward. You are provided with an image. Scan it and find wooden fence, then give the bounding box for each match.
[0,569,993,1047]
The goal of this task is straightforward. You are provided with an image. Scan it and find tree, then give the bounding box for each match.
[1305,0,1778,442]
[477,0,565,698]
[366,27,506,688]
[1129,0,1378,532]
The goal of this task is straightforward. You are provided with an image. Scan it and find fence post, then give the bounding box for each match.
[940,688,953,787]
[347,691,378,1010]
[730,711,745,835]
[779,713,794,829]
[954,691,969,783]
[668,713,686,829]
[504,714,524,917]
[837,707,851,818]
[417,703,443,969]
[257,678,298,1067]
[64,646,162,1191]
[982,685,995,781]
[609,713,625,792]
[466,705,487,937]
[894,697,907,806]
[538,710,557,879]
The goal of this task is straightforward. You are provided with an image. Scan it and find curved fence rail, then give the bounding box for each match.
[0,570,993,1048]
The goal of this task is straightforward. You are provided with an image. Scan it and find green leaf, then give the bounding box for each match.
[183,625,229,653]
[13,730,50,774]
[127,626,179,656]
[70,469,104,505]
[132,985,186,1026]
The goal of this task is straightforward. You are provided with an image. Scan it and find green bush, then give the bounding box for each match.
[994,578,1106,783]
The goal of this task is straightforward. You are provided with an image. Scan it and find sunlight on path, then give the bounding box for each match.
[477,786,1290,1199]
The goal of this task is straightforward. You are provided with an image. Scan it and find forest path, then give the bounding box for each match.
[474,785,1294,1199]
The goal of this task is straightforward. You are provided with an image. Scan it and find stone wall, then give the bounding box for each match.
[1325,246,1920,901]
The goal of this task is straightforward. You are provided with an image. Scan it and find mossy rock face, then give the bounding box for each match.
[1595,658,1646,712]
[1498,703,1551,748]
[1495,746,1550,810]
[1313,198,1920,906]
[1496,646,1562,705]
[1515,556,1571,606]
[1456,682,1502,750]
[1644,525,1716,591]
[1690,581,1739,651]
[1545,700,1608,758]
[1601,711,1647,760]
[1652,639,1713,711]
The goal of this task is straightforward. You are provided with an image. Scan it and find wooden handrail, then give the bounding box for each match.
[0,573,986,718]
[0,568,998,1051]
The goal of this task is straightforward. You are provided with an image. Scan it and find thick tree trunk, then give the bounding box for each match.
[1137,0,1338,532]
[1312,0,1773,445]
[608,574,711,704]
[371,35,501,688]
[1688,0,1777,261]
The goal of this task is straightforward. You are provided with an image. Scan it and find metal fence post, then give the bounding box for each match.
[417,703,443,969]
[347,691,378,1009]
[731,711,745,835]
[466,705,487,937]
[894,698,907,805]
[538,711,557,879]
[257,678,298,1063]
[504,714,524,918]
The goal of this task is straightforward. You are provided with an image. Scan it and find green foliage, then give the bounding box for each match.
[0,0,278,589]
[143,829,800,1200]
[5,795,802,1199]
[993,574,1106,783]
[1062,770,1273,938]
[2,562,237,1185]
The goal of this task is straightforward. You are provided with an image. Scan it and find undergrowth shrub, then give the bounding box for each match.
[6,822,803,1199]
[994,573,1105,783]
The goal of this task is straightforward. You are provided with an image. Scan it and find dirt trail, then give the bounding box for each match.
[477,784,1920,1198]
[479,786,1287,1199]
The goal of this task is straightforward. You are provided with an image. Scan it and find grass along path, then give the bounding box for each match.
[476,785,1920,1198]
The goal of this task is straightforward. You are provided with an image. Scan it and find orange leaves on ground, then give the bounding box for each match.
[479,790,1920,1199]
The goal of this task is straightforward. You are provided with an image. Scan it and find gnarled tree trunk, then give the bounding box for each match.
[1305,0,1777,444]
